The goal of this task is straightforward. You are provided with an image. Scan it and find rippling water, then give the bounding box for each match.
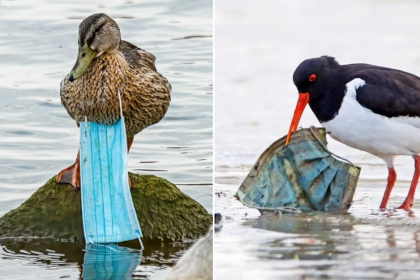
[215,0,420,279]
[0,0,212,278]
[0,238,194,279]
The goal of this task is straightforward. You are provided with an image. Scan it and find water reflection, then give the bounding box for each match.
[215,193,420,279]
[0,238,191,279]
[244,214,354,261]
[82,244,141,280]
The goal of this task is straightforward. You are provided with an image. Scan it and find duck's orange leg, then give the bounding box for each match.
[127,136,134,189]
[127,136,134,152]
[57,150,80,189]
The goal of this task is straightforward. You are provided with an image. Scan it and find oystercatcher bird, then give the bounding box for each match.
[287,56,420,210]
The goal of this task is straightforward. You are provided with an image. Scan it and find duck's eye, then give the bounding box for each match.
[309,74,317,82]
[95,27,101,33]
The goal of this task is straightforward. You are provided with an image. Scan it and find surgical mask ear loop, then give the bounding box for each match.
[118,90,123,119]
[78,116,88,191]
[138,235,144,251]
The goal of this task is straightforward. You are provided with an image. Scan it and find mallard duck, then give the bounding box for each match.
[57,13,171,188]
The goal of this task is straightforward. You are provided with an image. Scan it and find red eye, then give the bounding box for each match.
[309,74,317,82]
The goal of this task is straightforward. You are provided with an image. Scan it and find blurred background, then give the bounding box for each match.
[0,0,212,279]
[215,0,420,279]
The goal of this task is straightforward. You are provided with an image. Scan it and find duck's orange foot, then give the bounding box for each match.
[57,160,80,189]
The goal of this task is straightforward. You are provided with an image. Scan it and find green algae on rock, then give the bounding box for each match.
[0,173,211,242]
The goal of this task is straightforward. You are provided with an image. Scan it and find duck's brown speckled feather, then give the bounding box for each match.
[60,41,171,138]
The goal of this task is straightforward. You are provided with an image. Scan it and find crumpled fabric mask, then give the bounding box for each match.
[236,127,361,212]
[80,117,143,245]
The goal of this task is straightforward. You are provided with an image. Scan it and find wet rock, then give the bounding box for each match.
[215,191,226,198]
[0,173,212,242]
[165,227,213,280]
[214,213,222,224]
[214,213,222,232]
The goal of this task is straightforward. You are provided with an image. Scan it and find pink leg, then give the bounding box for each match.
[380,167,397,209]
[398,155,420,210]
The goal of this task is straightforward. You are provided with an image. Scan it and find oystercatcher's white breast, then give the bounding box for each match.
[321,78,420,158]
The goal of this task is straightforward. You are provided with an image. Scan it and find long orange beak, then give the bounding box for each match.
[286,93,310,146]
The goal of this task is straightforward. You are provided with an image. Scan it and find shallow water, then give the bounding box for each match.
[0,239,193,279]
[215,0,420,279]
[0,0,212,279]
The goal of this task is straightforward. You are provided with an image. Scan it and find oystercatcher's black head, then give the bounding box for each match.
[293,56,340,97]
[286,56,341,145]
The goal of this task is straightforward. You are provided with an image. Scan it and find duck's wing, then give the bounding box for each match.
[60,78,80,127]
[121,40,157,72]
[121,40,172,101]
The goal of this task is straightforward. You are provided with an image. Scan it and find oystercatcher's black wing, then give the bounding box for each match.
[341,64,420,118]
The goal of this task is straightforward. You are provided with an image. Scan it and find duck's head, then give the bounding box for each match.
[69,13,121,82]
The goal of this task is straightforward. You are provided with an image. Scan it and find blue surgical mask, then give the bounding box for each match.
[79,93,143,247]
[236,127,360,212]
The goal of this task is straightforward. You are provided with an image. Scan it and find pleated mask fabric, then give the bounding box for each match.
[80,92,143,246]
[236,127,361,212]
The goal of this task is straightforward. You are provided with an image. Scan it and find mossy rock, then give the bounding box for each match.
[0,173,212,242]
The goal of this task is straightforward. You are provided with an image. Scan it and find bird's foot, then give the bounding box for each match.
[57,161,80,189]
[397,200,413,211]
[129,176,132,189]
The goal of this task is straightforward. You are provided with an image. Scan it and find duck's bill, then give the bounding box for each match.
[286,93,310,146]
[69,43,97,82]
